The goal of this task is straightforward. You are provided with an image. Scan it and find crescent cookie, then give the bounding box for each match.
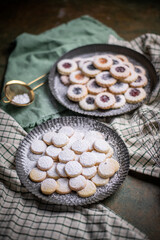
[91,173,109,186]
[58,149,75,163]
[134,65,146,75]
[67,84,88,102]
[94,139,111,153]
[79,94,98,111]
[37,156,54,171]
[108,81,129,95]
[79,152,97,167]
[112,95,126,109]
[82,61,101,77]
[82,166,97,179]
[47,163,60,179]
[41,178,57,195]
[93,55,113,70]
[71,139,89,154]
[129,74,148,88]
[95,92,116,110]
[124,87,146,103]
[87,79,107,95]
[69,175,87,191]
[121,69,138,83]
[52,133,69,147]
[59,126,74,138]
[77,180,96,197]
[29,168,46,182]
[57,59,78,75]
[95,71,117,87]
[42,131,55,145]
[56,178,71,194]
[45,145,62,160]
[65,161,82,178]
[30,139,47,155]
[110,64,130,80]
[69,70,89,85]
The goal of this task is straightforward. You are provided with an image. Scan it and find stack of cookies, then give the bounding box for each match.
[57,54,148,111]
[29,126,119,198]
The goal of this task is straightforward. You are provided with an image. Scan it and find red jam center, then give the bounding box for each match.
[63,63,72,68]
[115,66,125,73]
[130,88,140,97]
[75,73,84,80]
[100,95,110,103]
[99,58,107,64]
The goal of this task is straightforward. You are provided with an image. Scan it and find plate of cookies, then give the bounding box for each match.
[48,44,157,117]
[16,116,129,206]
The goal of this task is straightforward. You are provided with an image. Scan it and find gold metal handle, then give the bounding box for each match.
[32,82,45,91]
[28,74,47,86]
[2,96,10,103]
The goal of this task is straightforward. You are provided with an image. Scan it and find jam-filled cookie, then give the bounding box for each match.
[124,62,135,70]
[115,54,129,63]
[112,94,126,109]
[121,69,138,83]
[130,74,148,88]
[69,70,89,85]
[95,92,116,110]
[79,94,98,111]
[67,84,88,102]
[110,64,130,80]
[87,79,107,95]
[95,71,117,87]
[108,81,129,95]
[57,59,78,75]
[134,65,146,75]
[78,57,94,70]
[82,61,101,77]
[124,87,146,103]
[110,56,122,65]
[93,55,113,70]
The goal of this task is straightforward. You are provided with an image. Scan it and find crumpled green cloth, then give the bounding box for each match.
[0,15,120,131]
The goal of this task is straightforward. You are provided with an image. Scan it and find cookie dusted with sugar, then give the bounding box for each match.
[58,149,75,163]
[108,82,129,95]
[56,162,68,178]
[134,65,146,75]
[98,161,115,178]
[79,94,98,111]
[94,139,111,153]
[67,84,88,102]
[112,95,126,109]
[59,126,74,138]
[79,152,97,167]
[77,180,96,197]
[95,71,117,88]
[93,55,113,70]
[129,74,148,88]
[45,145,62,160]
[71,139,89,154]
[115,54,129,63]
[60,75,70,86]
[52,133,69,147]
[124,87,146,104]
[65,161,82,178]
[29,168,46,182]
[37,156,54,171]
[82,166,97,179]
[56,178,71,194]
[41,178,57,195]
[110,64,130,80]
[95,92,116,110]
[69,70,89,85]
[91,150,106,165]
[82,61,101,77]
[69,175,87,191]
[47,163,59,179]
[57,59,78,75]
[87,79,107,95]
[42,131,56,145]
[30,139,47,155]
[110,56,122,66]
[91,173,109,186]
[121,69,138,84]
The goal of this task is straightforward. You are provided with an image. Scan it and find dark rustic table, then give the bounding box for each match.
[0,1,160,239]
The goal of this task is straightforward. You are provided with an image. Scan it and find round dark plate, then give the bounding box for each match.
[16,116,129,206]
[48,44,158,117]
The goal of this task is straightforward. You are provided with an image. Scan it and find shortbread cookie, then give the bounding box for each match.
[29,168,46,182]
[56,178,71,194]
[77,180,96,197]
[95,92,116,110]
[93,55,113,70]
[67,84,88,102]
[134,65,146,75]
[60,75,70,86]
[45,145,62,160]
[116,54,129,63]
[52,133,69,147]
[78,57,94,70]
[107,158,120,172]
[87,79,107,95]
[106,145,114,158]
[95,71,117,87]
[37,156,53,171]
[63,130,85,150]
[121,69,138,83]
[65,161,82,177]
[130,74,148,88]
[69,70,89,85]
[79,94,98,111]
[58,149,75,163]
[82,61,101,77]
[41,178,57,195]
[108,82,129,95]
[124,87,146,103]
[47,164,59,179]
[84,130,104,140]
[59,126,74,138]
[112,94,126,109]
[91,150,106,165]
[57,59,78,75]
[98,161,115,178]
[82,166,97,179]
[56,163,68,177]
[42,131,55,145]
[30,139,47,155]
[110,64,130,80]
[69,175,87,191]
[94,139,110,153]
[111,56,122,65]
[71,139,89,154]
[79,152,97,167]
[91,173,109,186]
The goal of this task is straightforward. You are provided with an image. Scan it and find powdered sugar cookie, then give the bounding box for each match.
[37,156,53,171]
[59,126,74,138]
[71,139,89,154]
[60,75,70,86]
[45,145,62,160]
[91,150,106,165]
[69,175,87,191]
[47,163,59,179]
[121,69,138,83]
[107,158,120,172]
[79,94,98,111]
[124,87,146,103]
[91,173,109,186]
[58,149,75,163]
[30,139,47,155]
[116,54,129,63]
[134,65,146,75]
[106,145,114,158]
[112,95,126,109]
[69,70,89,85]
[130,74,148,88]
[82,61,101,77]
[108,81,129,95]
[84,130,104,140]
[110,64,130,80]
[78,57,94,70]
[77,180,96,197]
[56,178,71,194]
[65,161,82,177]
[62,130,85,150]
[95,71,117,87]
[67,84,88,102]
[57,59,78,75]
[29,168,46,182]
[98,161,115,178]
[41,178,57,195]
[82,166,97,179]
[95,92,116,110]
[56,163,68,177]
[42,131,55,145]
[87,79,107,95]
[93,55,113,70]
[52,133,69,147]
[79,152,97,167]
[94,139,110,153]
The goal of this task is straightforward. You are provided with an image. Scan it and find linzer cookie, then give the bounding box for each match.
[110,56,122,65]
[95,71,117,87]
[78,57,94,70]
[82,61,101,77]
[57,59,77,75]
[115,54,129,63]
[108,82,129,95]
[130,74,148,88]
[95,92,116,110]
[121,69,138,83]
[110,64,130,80]
[125,87,146,103]
[69,70,89,85]
[67,84,88,102]
[93,55,113,70]
[79,94,98,111]
[87,79,107,95]
[134,65,146,75]
[112,95,126,109]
